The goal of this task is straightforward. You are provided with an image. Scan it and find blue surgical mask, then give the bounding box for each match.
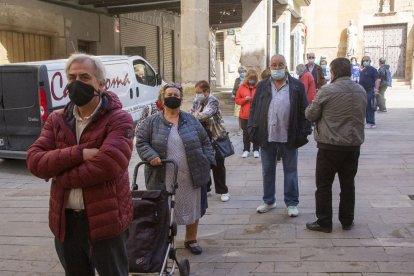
[321,65,327,70]
[271,69,286,80]
[195,94,206,102]
[240,72,246,79]
[363,61,370,67]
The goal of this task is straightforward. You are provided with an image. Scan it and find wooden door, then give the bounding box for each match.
[364,24,407,78]
[0,31,51,63]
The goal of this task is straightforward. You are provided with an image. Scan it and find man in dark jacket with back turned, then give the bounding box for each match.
[248,54,311,217]
[27,53,134,276]
[305,57,366,233]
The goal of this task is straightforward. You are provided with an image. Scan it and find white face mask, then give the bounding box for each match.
[271,69,286,80]
[195,94,206,102]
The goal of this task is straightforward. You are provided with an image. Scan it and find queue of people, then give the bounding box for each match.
[25,52,391,275]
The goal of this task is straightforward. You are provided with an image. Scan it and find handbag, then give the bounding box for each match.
[371,95,378,111]
[234,104,241,117]
[212,134,235,158]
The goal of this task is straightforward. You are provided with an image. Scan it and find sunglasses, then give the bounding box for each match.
[308,56,315,59]
[164,82,183,91]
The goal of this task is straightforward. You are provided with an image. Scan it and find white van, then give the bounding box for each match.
[0,55,162,159]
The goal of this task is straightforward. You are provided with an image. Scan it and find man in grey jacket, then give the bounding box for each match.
[305,57,367,233]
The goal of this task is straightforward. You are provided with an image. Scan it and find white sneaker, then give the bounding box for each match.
[370,124,377,129]
[241,151,249,158]
[253,151,260,158]
[220,193,230,202]
[256,202,276,213]
[287,206,299,217]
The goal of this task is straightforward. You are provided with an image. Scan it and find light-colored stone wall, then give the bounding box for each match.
[223,29,242,87]
[0,0,116,62]
[303,0,414,80]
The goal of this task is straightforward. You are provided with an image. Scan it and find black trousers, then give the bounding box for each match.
[239,118,259,152]
[315,149,360,227]
[55,209,129,276]
[207,157,228,194]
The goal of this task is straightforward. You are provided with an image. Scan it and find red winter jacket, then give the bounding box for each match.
[300,71,317,105]
[235,83,256,119]
[27,91,134,241]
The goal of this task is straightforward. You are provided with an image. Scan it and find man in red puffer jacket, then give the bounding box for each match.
[27,53,133,276]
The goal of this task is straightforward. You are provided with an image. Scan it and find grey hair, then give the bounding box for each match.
[296,63,306,74]
[270,54,287,66]
[238,65,247,73]
[65,53,106,85]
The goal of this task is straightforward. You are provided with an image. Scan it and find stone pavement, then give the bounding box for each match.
[1,88,414,275]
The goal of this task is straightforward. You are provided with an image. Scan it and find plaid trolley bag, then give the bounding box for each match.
[127,160,190,276]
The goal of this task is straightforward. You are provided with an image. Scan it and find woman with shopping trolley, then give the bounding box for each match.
[136,83,216,255]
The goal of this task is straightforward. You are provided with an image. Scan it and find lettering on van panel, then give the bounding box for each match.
[50,72,131,103]
[104,74,131,90]
[51,72,69,101]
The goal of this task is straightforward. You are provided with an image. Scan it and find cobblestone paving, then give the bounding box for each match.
[0,89,414,275]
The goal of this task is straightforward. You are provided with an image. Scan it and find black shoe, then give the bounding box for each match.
[184,240,202,255]
[342,223,354,230]
[306,221,332,233]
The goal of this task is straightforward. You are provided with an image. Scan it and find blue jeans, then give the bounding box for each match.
[260,142,299,207]
[366,88,376,125]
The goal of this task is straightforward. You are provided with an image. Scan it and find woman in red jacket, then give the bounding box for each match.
[235,70,260,158]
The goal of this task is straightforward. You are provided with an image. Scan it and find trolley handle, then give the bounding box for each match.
[131,159,178,191]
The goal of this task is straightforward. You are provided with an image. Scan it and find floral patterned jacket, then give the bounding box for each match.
[190,95,226,140]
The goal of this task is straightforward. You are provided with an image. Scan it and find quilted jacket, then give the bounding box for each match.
[136,111,216,190]
[27,91,134,241]
[305,76,367,148]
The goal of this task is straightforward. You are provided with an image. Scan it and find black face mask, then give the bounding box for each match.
[67,80,99,107]
[164,97,182,109]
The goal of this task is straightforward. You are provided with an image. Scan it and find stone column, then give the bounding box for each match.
[240,0,268,72]
[411,52,414,89]
[282,9,292,70]
[180,0,209,87]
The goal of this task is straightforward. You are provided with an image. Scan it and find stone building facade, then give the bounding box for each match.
[303,0,414,81]
[0,0,181,82]
[0,0,117,63]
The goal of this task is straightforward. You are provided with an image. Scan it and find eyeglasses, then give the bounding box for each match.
[164,82,183,91]
[307,56,315,59]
